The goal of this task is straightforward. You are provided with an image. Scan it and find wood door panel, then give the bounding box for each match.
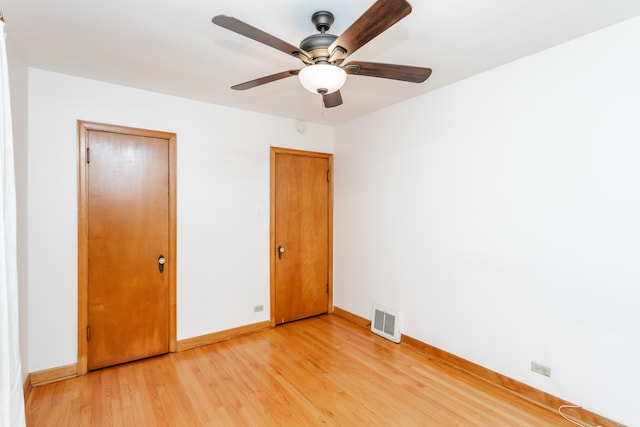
[274,151,330,324]
[87,130,169,370]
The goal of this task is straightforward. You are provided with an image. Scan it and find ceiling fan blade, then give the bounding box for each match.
[231,70,300,90]
[213,15,311,62]
[344,61,432,83]
[328,0,412,62]
[323,91,343,108]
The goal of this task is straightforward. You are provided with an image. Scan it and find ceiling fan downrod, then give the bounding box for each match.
[299,11,339,63]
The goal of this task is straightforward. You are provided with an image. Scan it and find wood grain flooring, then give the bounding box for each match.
[26,315,577,426]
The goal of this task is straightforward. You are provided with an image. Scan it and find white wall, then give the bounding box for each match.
[334,16,640,426]
[27,69,333,372]
[7,36,29,382]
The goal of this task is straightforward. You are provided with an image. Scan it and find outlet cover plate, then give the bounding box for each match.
[531,361,551,377]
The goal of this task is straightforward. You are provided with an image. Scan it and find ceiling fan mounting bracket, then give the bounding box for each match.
[311,11,334,33]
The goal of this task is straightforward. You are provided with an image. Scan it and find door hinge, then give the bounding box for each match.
[327,170,330,181]
[86,147,90,164]
[86,325,90,341]
[326,283,329,294]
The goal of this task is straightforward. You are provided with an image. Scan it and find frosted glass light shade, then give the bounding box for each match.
[298,64,347,94]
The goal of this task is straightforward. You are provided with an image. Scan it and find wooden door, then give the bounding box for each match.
[78,122,176,372]
[271,148,333,325]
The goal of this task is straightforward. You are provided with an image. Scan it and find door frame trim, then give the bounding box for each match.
[77,120,177,375]
[270,147,334,327]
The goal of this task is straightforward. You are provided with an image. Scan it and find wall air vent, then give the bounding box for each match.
[371,304,402,343]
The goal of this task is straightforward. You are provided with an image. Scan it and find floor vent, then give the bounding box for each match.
[371,305,402,343]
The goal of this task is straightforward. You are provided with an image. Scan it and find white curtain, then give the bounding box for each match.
[0,17,27,427]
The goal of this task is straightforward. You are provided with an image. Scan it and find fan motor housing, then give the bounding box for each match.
[299,33,337,60]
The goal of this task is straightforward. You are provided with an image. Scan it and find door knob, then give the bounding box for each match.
[158,255,166,273]
[278,246,285,260]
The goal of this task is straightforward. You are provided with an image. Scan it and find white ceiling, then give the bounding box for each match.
[3,0,640,125]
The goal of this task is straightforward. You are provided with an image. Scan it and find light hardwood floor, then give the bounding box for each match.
[26,315,577,426]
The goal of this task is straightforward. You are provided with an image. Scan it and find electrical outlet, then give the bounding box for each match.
[253,304,264,313]
[531,361,551,377]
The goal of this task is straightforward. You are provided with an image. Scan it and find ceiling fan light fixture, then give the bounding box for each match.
[298,64,347,94]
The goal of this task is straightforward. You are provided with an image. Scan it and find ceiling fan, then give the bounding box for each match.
[212,0,432,108]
